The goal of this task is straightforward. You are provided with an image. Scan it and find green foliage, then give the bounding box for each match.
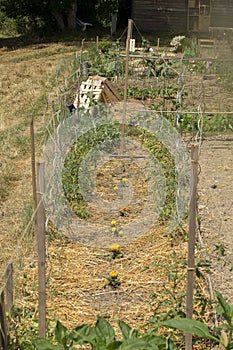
[202,113,233,134]
[0,0,128,35]
[162,318,218,341]
[140,58,178,78]
[12,135,30,155]
[170,36,186,53]
[0,11,18,36]
[148,251,212,332]
[162,291,233,349]
[18,201,34,236]
[8,293,233,349]
[213,33,233,92]
[86,40,124,78]
[7,306,53,350]
[182,37,199,58]
[62,118,177,223]
[62,119,121,219]
[95,0,119,28]
[136,129,176,223]
[29,316,177,349]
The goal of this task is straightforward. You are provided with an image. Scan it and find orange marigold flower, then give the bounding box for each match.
[110,244,121,252]
[109,270,118,279]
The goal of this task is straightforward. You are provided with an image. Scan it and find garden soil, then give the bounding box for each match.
[198,136,233,303]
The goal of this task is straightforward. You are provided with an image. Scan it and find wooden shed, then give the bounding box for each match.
[131,0,233,34]
[132,0,187,33]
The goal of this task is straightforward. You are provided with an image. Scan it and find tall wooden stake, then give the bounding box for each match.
[185,144,199,350]
[30,114,38,244]
[121,19,133,154]
[6,261,13,311]
[36,161,46,338]
[0,291,7,350]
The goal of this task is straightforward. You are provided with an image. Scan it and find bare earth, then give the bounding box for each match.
[199,136,233,302]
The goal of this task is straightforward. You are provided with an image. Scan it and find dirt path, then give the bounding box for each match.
[198,136,233,302]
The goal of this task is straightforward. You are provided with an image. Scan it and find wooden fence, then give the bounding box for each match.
[0,261,13,350]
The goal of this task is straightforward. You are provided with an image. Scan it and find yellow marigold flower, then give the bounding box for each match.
[112,227,116,232]
[118,230,124,235]
[122,177,127,182]
[110,244,121,252]
[113,186,118,191]
[111,220,116,226]
[105,229,110,233]
[109,270,118,279]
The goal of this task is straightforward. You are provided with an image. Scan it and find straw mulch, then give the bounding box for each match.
[14,222,214,349]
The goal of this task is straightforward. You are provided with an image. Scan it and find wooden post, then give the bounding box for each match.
[30,114,38,244]
[185,144,199,350]
[36,161,46,338]
[111,13,117,37]
[6,261,13,311]
[121,19,133,154]
[0,291,7,350]
[96,36,99,51]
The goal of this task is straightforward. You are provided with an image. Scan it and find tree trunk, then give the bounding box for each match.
[67,0,77,28]
[52,10,65,30]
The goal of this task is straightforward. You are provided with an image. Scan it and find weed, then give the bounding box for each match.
[149,251,213,327]
[12,135,30,156]
[18,201,34,236]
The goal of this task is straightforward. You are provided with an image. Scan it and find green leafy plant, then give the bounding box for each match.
[170,36,186,53]
[148,250,213,347]
[7,306,54,350]
[62,119,121,219]
[31,316,177,349]
[162,291,233,349]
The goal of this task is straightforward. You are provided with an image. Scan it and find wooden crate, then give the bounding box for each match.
[74,76,122,109]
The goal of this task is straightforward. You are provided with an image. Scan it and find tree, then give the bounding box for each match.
[49,0,77,30]
[0,0,131,35]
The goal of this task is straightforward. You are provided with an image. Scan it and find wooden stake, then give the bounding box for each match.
[0,291,7,350]
[36,161,46,338]
[121,19,133,154]
[96,35,99,51]
[185,144,199,350]
[6,261,13,311]
[30,114,38,244]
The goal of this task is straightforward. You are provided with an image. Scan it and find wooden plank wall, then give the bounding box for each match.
[210,0,233,28]
[132,0,187,32]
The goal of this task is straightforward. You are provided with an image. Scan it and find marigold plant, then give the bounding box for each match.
[109,270,118,279]
[109,244,123,259]
[106,270,121,287]
[110,244,121,252]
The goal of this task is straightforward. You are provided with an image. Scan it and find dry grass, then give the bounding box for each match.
[0,41,79,277]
